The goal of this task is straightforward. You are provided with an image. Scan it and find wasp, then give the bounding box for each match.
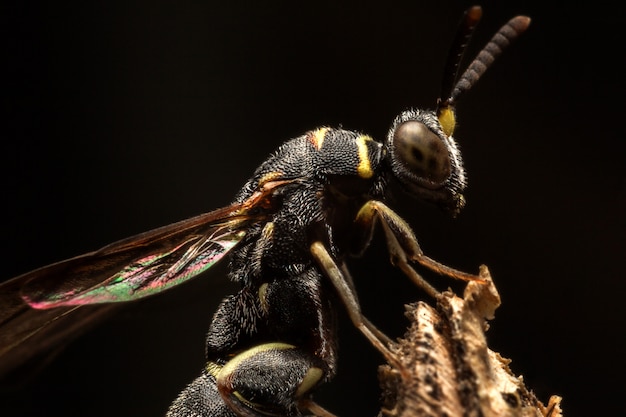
[0,6,529,417]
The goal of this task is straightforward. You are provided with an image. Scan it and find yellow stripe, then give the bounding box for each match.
[295,367,323,397]
[218,342,296,382]
[258,171,283,187]
[258,282,269,313]
[438,107,456,137]
[309,127,329,150]
[206,361,222,378]
[356,135,374,178]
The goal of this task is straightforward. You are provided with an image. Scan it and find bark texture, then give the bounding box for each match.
[377,266,563,417]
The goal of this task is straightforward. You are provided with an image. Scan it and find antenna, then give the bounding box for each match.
[437,7,531,137]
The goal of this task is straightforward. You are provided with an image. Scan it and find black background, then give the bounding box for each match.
[2,1,624,416]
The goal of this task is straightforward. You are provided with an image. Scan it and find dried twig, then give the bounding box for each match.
[377,266,563,417]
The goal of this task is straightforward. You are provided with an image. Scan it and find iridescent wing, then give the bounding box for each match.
[0,179,290,379]
[19,208,248,309]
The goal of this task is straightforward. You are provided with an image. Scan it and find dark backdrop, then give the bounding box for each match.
[2,1,624,416]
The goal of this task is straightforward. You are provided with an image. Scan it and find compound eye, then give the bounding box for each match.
[393,121,451,186]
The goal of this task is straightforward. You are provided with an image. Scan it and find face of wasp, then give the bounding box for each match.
[385,108,467,215]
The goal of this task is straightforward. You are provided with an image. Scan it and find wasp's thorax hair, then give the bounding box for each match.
[385,108,466,215]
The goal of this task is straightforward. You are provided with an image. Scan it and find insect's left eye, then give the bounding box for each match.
[392,121,451,188]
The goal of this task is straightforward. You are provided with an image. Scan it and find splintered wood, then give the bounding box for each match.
[378,266,563,417]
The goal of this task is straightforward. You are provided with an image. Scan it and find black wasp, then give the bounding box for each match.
[0,7,529,417]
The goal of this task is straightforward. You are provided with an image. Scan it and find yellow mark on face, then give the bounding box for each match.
[258,171,283,187]
[308,127,329,150]
[438,107,456,137]
[356,135,374,178]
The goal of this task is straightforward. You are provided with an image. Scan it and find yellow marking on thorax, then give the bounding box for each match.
[258,283,269,313]
[356,135,374,178]
[258,171,284,187]
[257,224,273,315]
[308,127,329,150]
[206,361,222,378]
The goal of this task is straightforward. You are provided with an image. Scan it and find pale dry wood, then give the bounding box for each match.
[377,265,563,417]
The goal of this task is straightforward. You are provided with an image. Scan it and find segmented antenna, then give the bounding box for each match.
[438,6,483,108]
[437,8,531,137]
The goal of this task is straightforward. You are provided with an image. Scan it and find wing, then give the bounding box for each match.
[0,178,291,380]
[19,209,249,309]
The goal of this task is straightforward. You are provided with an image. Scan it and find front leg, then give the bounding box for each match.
[352,200,482,299]
[310,241,398,366]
